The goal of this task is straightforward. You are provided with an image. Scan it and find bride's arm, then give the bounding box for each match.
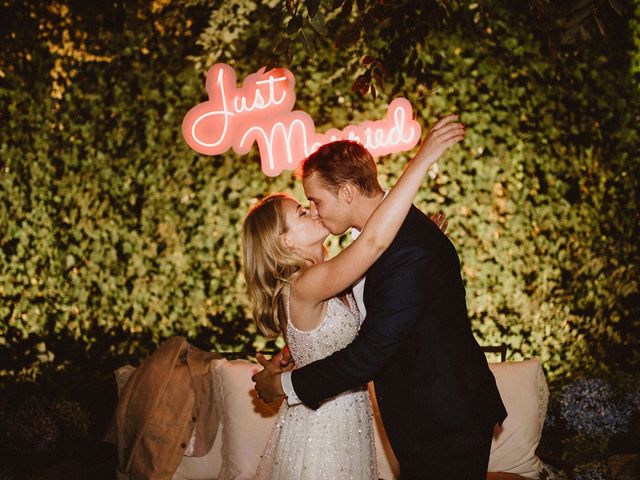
[295,114,465,304]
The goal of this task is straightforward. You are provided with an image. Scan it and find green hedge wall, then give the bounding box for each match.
[1,1,638,381]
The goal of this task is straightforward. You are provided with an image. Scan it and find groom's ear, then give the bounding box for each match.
[338,183,354,204]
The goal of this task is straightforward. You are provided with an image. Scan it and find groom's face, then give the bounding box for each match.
[303,173,352,236]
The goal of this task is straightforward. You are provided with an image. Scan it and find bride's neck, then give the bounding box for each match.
[300,244,325,266]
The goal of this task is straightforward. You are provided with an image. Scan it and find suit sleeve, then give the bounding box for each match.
[291,246,432,409]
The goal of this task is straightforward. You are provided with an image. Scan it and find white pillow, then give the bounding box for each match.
[488,358,548,478]
[113,364,136,396]
[212,359,282,480]
[172,430,223,480]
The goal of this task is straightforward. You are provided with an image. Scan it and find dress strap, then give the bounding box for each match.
[285,283,292,327]
[345,292,354,310]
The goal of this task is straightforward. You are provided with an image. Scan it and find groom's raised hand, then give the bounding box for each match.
[252,353,286,403]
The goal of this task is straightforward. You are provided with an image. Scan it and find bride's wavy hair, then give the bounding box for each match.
[241,193,309,338]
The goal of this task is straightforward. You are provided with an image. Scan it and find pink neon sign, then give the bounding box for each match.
[182,63,422,176]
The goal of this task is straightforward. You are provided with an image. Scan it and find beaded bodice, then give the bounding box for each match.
[286,292,361,368]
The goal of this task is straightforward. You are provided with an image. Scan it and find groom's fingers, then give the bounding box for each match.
[256,352,283,375]
[255,352,270,369]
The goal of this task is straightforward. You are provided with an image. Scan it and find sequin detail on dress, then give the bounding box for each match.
[254,290,378,479]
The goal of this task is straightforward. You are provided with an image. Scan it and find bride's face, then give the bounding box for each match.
[280,198,330,250]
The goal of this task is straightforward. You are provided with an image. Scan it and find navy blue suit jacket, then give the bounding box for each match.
[291,205,507,473]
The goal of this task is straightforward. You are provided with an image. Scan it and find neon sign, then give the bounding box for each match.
[182,63,421,176]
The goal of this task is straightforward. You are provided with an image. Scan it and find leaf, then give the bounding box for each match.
[287,14,303,34]
[308,11,326,35]
[361,55,374,65]
[372,69,384,90]
[305,0,321,17]
[286,0,297,16]
[334,23,361,49]
[273,39,292,63]
[571,0,595,12]
[560,25,581,45]
[264,57,278,72]
[594,14,606,37]
[339,0,353,19]
[299,29,314,57]
[607,0,624,16]
[350,73,370,94]
[375,62,388,77]
[565,6,593,29]
[579,25,591,41]
[331,0,346,11]
[364,3,386,22]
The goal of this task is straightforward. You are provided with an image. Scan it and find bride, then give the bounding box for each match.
[241,115,465,479]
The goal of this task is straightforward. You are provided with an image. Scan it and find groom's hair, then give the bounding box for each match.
[300,140,383,197]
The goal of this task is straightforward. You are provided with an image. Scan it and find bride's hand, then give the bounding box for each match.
[430,211,449,234]
[414,114,465,168]
[274,345,295,370]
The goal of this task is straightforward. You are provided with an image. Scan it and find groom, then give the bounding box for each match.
[253,130,507,479]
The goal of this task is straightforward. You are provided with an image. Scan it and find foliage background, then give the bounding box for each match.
[1,0,638,388]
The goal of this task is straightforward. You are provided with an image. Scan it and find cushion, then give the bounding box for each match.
[212,359,282,480]
[172,431,223,480]
[113,364,136,396]
[488,358,548,478]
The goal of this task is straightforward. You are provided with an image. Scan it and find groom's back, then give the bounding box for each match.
[363,205,507,469]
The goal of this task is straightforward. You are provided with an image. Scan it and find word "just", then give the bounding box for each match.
[182,63,421,176]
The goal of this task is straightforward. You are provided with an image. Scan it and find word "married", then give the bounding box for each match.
[182,63,421,176]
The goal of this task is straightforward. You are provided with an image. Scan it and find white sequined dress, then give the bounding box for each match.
[254,290,378,480]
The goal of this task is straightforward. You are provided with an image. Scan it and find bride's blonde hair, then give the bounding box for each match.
[242,194,308,338]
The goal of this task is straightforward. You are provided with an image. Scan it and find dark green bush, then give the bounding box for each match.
[1,0,638,384]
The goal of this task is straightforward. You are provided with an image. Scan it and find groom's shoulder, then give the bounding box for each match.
[367,208,440,277]
[388,205,441,252]
[402,205,439,237]
[407,204,432,226]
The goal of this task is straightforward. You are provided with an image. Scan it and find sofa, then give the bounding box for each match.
[114,357,549,480]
